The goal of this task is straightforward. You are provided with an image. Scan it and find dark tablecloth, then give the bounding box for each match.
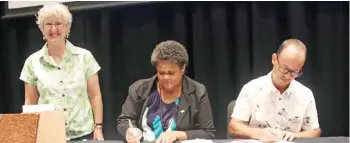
[69,137,349,143]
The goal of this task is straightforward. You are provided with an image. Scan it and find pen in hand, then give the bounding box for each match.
[265,121,282,140]
[129,119,133,128]
[265,121,272,128]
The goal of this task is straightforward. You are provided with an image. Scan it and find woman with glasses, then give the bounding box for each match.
[228,39,321,142]
[19,3,104,141]
[116,40,215,143]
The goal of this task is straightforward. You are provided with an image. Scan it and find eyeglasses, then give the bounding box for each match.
[44,22,64,29]
[276,56,303,78]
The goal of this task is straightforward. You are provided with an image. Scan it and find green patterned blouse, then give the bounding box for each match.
[20,40,101,140]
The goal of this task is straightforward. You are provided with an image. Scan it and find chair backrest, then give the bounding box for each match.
[226,100,236,139]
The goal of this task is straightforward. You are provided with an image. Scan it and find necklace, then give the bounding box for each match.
[157,82,180,130]
[157,82,181,103]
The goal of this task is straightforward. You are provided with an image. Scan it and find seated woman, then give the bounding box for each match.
[116,40,215,143]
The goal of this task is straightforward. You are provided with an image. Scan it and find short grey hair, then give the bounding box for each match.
[151,40,189,68]
[36,3,73,36]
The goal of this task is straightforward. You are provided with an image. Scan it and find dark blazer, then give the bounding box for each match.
[116,75,215,140]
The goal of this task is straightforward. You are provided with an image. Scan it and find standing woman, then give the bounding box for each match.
[19,3,104,141]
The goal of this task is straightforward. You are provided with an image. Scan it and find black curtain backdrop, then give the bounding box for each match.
[0,1,348,139]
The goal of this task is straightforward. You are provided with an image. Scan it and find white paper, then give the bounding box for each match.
[22,104,55,113]
[181,139,214,143]
[228,139,262,143]
[228,139,294,143]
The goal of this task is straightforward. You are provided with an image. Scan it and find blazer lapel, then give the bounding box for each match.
[176,93,191,126]
[176,76,196,127]
[136,75,157,128]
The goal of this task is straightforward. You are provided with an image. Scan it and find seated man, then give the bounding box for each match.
[228,39,321,142]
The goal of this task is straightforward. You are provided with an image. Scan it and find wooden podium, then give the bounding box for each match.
[0,111,66,143]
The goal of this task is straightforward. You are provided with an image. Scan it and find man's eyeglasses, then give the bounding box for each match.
[276,56,303,78]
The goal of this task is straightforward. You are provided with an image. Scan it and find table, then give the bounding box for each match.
[69,137,349,143]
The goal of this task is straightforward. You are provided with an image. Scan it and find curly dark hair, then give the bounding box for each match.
[151,40,189,68]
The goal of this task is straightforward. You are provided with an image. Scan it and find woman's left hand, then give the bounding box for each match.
[93,127,104,140]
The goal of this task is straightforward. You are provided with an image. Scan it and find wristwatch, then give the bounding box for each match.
[95,123,103,130]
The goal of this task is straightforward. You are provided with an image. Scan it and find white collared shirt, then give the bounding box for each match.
[231,72,320,132]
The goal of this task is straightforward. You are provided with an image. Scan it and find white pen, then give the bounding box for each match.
[129,119,133,128]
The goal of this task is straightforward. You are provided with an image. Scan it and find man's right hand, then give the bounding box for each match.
[126,128,141,143]
[256,128,281,142]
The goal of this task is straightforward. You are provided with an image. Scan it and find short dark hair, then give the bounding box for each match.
[151,40,189,68]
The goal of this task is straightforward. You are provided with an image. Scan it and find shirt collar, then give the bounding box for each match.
[40,40,81,64]
[265,71,294,98]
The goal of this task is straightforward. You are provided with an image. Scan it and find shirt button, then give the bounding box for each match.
[63,108,67,111]
[58,67,61,70]
[62,94,65,97]
[279,98,282,100]
[60,80,63,83]
[65,123,68,126]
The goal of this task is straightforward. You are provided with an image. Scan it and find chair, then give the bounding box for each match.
[226,100,236,139]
